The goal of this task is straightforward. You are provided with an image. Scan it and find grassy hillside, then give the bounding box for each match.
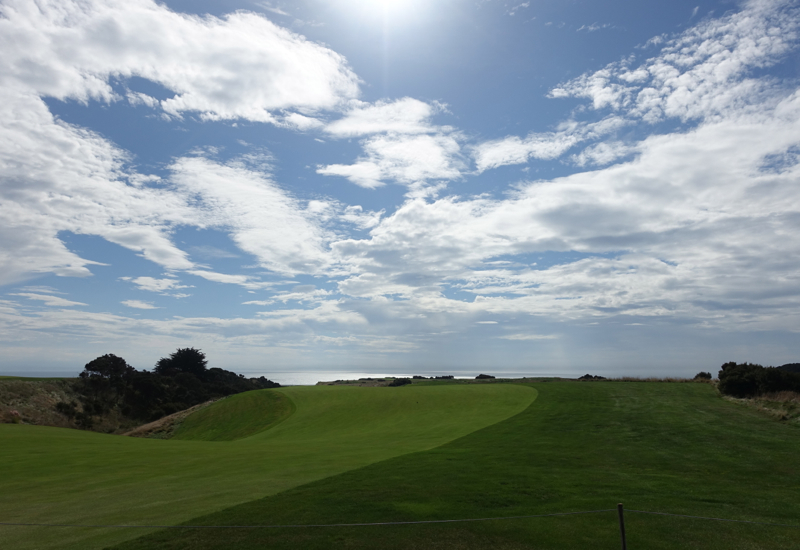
[0,384,534,550]
[116,381,800,550]
[171,390,294,441]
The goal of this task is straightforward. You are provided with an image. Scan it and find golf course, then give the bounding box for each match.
[2,380,800,549]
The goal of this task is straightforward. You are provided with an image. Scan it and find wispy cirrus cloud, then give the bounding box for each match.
[121,300,159,310]
[473,0,800,172]
[11,293,87,307]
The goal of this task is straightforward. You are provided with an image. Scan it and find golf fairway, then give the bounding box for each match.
[0,383,536,550]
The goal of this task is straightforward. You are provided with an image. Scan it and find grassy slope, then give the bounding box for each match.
[117,381,800,550]
[0,384,534,550]
[171,390,295,441]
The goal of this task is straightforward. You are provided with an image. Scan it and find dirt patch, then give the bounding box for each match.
[123,398,221,439]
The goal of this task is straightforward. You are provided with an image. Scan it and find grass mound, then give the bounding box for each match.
[171,390,294,441]
[0,383,534,550]
[115,381,800,550]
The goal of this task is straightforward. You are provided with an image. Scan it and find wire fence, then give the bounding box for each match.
[1,506,798,530]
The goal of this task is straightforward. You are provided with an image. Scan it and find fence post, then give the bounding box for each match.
[618,503,627,550]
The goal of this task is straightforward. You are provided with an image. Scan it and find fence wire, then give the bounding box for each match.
[1,507,798,530]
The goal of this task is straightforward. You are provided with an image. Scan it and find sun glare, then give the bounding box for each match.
[350,0,429,21]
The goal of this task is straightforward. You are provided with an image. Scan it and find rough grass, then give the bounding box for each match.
[171,389,294,441]
[0,384,534,550]
[724,391,800,424]
[115,381,800,550]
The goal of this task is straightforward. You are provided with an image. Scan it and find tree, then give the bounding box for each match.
[81,354,134,385]
[717,362,800,397]
[77,354,135,411]
[717,362,763,397]
[154,348,208,378]
[693,371,712,380]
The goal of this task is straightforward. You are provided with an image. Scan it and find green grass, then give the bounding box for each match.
[0,384,534,550]
[171,390,295,441]
[115,381,800,550]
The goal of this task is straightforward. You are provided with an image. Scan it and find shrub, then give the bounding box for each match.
[475,374,495,380]
[694,372,712,380]
[388,378,411,387]
[55,401,78,418]
[718,362,800,398]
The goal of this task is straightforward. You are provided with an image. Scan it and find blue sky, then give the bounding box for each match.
[1,0,799,380]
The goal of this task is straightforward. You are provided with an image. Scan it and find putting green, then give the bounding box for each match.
[0,383,536,550]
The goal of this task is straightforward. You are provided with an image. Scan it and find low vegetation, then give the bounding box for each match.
[718,362,800,398]
[0,378,85,429]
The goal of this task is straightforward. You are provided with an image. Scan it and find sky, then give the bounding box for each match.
[1,0,799,380]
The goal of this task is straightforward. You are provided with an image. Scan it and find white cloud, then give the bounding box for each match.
[121,300,159,309]
[320,133,464,189]
[318,161,385,189]
[499,334,558,340]
[0,0,360,121]
[476,0,800,172]
[171,156,332,275]
[188,270,268,290]
[550,0,800,122]
[473,132,579,172]
[281,112,324,131]
[507,2,530,16]
[123,276,189,294]
[243,286,331,305]
[11,293,87,307]
[577,23,612,32]
[0,84,199,286]
[572,141,638,167]
[320,97,463,191]
[325,98,444,137]
[331,85,800,327]
[473,116,627,172]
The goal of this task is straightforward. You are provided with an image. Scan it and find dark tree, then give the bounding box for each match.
[475,374,495,380]
[77,354,135,411]
[81,354,135,385]
[693,371,712,380]
[154,348,208,378]
[718,362,800,398]
[717,362,763,397]
[70,349,281,427]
